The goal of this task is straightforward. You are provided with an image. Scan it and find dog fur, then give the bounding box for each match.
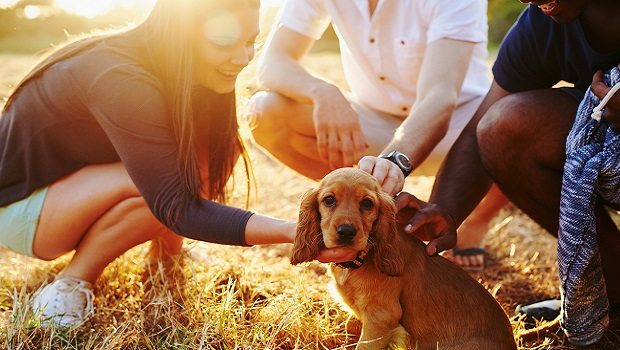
[291,168,517,350]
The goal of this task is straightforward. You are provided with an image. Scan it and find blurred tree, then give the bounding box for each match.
[488,0,527,46]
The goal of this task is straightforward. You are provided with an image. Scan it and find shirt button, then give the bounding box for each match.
[402,106,408,112]
[369,38,375,43]
[379,76,385,81]
[401,40,405,45]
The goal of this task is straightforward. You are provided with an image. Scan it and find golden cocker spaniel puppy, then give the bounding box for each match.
[291,168,516,350]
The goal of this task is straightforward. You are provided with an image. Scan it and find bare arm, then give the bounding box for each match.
[244,213,358,262]
[381,38,476,170]
[258,25,367,168]
[362,39,477,195]
[258,25,329,104]
[396,81,510,255]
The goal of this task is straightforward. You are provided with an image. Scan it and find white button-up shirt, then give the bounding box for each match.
[278,0,491,116]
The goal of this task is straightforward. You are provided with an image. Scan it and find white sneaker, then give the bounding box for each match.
[31,276,95,328]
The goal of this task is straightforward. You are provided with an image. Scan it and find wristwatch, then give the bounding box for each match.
[379,151,412,177]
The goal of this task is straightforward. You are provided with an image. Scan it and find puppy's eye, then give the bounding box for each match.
[361,198,374,211]
[323,195,336,207]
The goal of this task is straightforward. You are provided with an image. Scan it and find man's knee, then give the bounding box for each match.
[248,91,286,147]
[476,95,531,165]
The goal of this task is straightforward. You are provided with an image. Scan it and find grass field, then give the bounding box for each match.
[0,52,619,349]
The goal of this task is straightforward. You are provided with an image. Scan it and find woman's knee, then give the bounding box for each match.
[117,196,161,227]
[34,193,158,260]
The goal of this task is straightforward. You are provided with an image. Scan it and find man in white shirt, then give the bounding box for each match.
[249,0,504,270]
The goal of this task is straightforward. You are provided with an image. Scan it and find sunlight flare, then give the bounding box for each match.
[53,0,156,18]
[0,0,18,9]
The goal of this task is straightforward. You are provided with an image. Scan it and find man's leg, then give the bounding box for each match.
[433,96,510,271]
[249,91,332,180]
[443,184,509,270]
[249,91,402,180]
[476,88,620,302]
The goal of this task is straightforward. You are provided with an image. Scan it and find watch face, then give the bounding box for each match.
[396,153,411,170]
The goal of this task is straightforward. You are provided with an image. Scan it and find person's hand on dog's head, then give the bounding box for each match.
[394,192,457,256]
[357,156,404,196]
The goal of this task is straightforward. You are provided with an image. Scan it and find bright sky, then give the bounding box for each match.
[0,0,17,9]
[0,0,284,18]
[54,0,157,19]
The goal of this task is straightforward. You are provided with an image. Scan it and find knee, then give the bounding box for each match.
[248,91,290,147]
[120,196,168,235]
[119,196,154,220]
[476,95,530,167]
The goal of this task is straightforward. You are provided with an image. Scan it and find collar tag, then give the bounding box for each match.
[335,249,368,269]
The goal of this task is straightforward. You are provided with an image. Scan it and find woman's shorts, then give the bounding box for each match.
[0,187,49,258]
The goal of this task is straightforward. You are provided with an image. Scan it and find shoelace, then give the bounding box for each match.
[54,277,95,318]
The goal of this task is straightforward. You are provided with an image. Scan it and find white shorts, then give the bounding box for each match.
[350,95,484,176]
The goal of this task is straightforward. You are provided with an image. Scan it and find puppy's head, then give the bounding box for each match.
[291,168,404,276]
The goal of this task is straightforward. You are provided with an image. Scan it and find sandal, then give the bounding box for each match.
[515,298,561,325]
[451,247,485,272]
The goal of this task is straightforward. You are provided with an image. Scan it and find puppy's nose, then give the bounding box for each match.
[337,225,356,241]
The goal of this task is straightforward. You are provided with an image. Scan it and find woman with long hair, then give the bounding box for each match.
[0,0,308,328]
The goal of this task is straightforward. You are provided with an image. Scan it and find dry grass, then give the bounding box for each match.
[1,52,620,349]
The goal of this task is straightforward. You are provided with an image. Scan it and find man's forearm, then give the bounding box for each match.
[381,90,456,170]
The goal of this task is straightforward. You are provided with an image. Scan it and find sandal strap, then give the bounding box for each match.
[452,247,485,256]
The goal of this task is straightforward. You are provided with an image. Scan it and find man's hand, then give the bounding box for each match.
[394,192,457,256]
[312,86,368,169]
[358,156,405,196]
[591,67,620,130]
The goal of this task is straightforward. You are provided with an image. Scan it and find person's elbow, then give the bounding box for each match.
[256,53,286,90]
[256,54,273,89]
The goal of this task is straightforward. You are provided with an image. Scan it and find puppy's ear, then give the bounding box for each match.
[373,191,406,276]
[291,188,323,265]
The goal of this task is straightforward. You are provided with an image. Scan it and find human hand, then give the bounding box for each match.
[393,192,457,256]
[315,246,358,263]
[312,86,368,168]
[591,68,620,130]
[357,156,405,196]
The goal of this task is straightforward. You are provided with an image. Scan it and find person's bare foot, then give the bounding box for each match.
[443,184,509,271]
[442,214,487,271]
